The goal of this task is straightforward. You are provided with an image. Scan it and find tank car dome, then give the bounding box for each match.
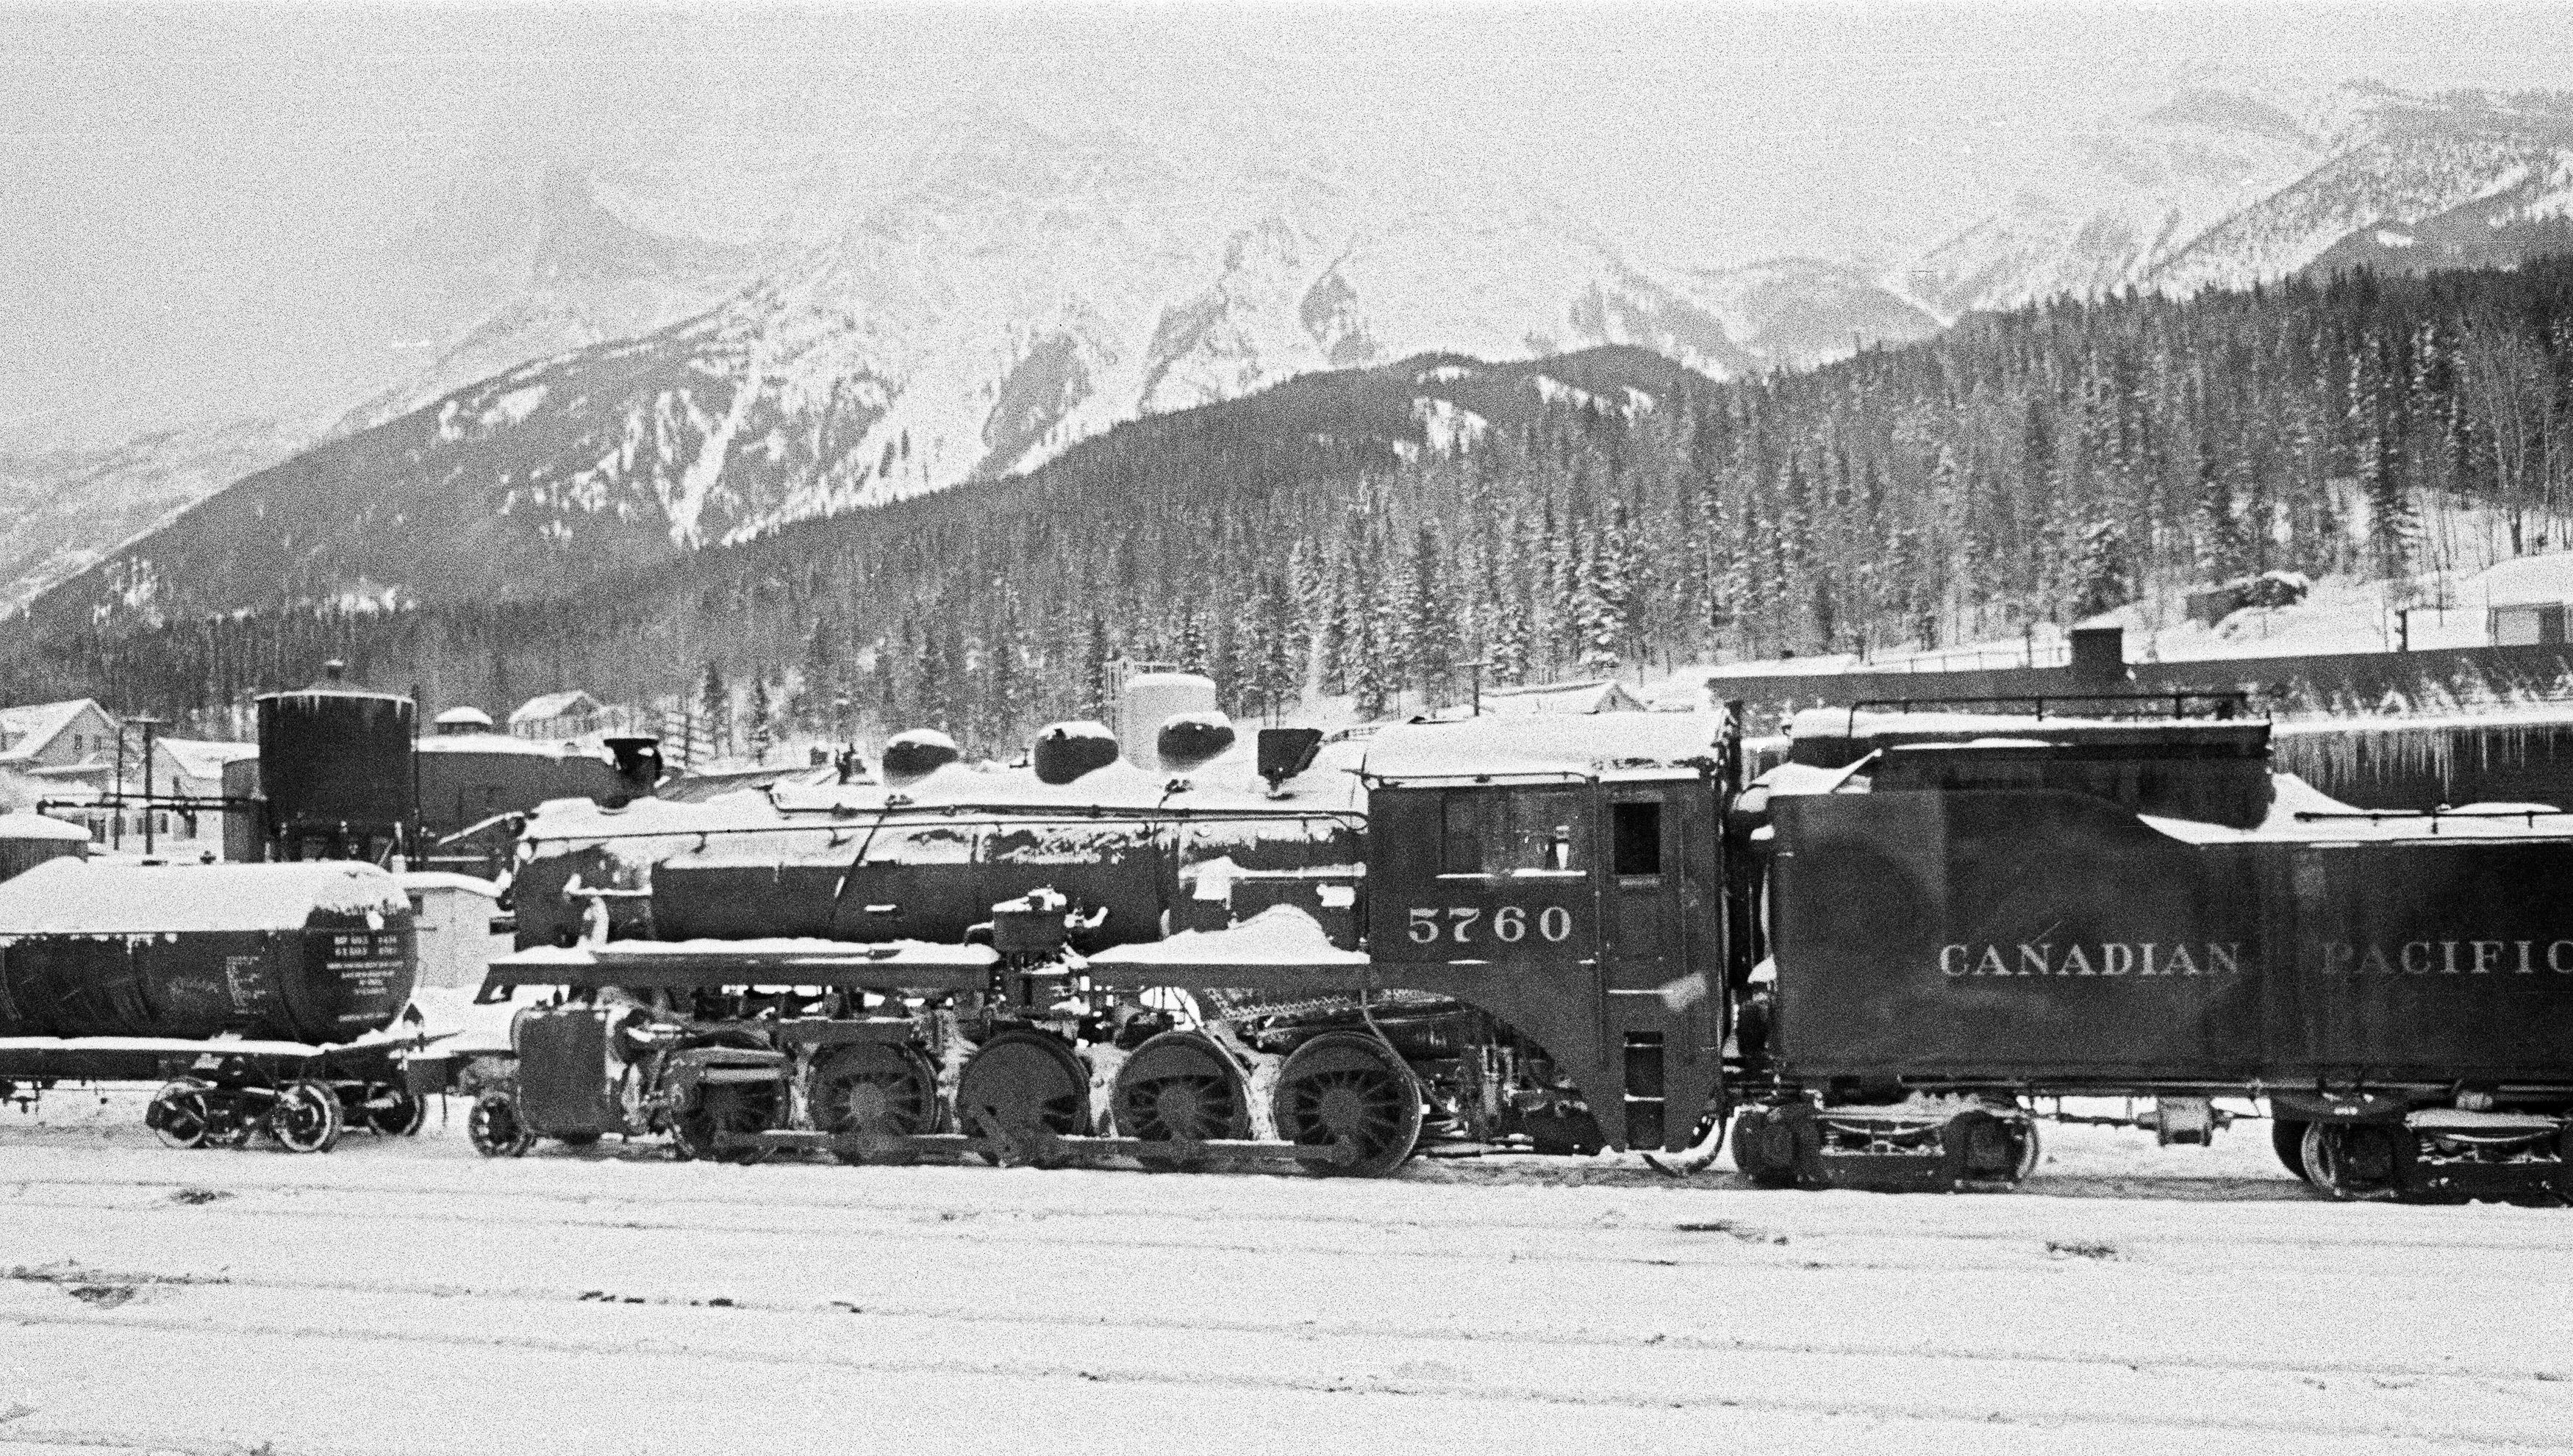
[433,706,495,734]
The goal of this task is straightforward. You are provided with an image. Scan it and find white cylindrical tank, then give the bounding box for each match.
[1120,673,1220,770]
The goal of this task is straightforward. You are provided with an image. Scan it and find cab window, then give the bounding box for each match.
[1439,789,1581,875]
[1611,800,1662,877]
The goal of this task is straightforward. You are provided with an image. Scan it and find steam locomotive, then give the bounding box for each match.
[465,679,2573,1202]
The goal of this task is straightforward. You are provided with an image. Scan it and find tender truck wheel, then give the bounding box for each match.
[2272,1118,2311,1182]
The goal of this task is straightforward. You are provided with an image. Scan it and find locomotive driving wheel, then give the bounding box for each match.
[956,1030,1091,1168]
[1272,1032,1423,1178]
[956,1030,1090,1166]
[2302,1121,2405,1200]
[809,1042,942,1164]
[265,1080,344,1155]
[1112,1030,1250,1172]
[146,1077,215,1150]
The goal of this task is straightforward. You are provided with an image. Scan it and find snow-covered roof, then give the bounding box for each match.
[1479,679,1647,715]
[154,737,257,781]
[0,699,104,759]
[0,859,410,935]
[2466,552,2573,608]
[433,706,495,731]
[2143,772,2573,844]
[508,690,601,725]
[415,731,593,759]
[1361,710,1728,781]
[0,810,93,843]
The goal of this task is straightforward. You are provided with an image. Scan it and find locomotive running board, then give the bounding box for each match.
[731,1128,1355,1168]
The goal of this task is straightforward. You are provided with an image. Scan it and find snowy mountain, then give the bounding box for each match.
[24,79,2573,643]
[0,418,305,612]
[332,165,762,437]
[17,344,1695,635]
[1911,84,2573,316]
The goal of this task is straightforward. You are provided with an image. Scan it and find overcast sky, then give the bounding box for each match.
[7,0,2571,445]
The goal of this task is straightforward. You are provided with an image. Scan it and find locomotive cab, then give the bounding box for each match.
[1362,762,1728,1153]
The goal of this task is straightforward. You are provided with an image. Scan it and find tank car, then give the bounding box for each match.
[0,858,425,1151]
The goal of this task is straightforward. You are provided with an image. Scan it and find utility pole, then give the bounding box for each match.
[130,714,165,856]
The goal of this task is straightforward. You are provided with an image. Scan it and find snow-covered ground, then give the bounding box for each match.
[5,1092,2569,1454]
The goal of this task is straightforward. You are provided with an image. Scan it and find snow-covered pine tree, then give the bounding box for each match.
[748,674,774,763]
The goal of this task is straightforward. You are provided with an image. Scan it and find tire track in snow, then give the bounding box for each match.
[11,1296,2569,1451]
[9,1171,2564,1258]
[5,1260,2562,1391]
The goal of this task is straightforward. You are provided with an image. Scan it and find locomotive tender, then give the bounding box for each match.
[464,687,2573,1200]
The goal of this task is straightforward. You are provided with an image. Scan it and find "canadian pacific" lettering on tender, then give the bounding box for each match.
[1937,940,2573,976]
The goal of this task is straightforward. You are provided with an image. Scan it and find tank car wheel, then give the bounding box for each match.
[362,1086,428,1138]
[2272,1119,2312,1183]
[468,1092,537,1158]
[266,1080,344,1155]
[956,1030,1091,1169]
[809,1043,941,1165]
[1272,1032,1423,1178]
[671,1081,784,1165]
[146,1078,215,1150]
[2302,1122,2404,1201]
[1112,1030,1250,1172]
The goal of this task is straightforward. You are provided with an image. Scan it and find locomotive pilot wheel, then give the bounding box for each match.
[956,1030,1092,1169]
[265,1080,345,1155]
[468,1092,537,1158]
[670,1081,785,1165]
[146,1077,215,1150]
[809,1042,942,1164]
[1112,1030,1251,1172]
[1272,1031,1423,1178]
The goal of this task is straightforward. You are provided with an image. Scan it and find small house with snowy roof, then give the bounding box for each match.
[0,699,120,775]
[1479,679,1648,716]
[149,738,259,800]
[2469,553,2573,646]
[507,690,604,739]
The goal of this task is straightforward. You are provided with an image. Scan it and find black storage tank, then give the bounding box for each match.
[258,666,416,861]
[0,859,416,1044]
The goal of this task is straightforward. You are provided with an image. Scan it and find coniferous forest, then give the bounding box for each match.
[8,259,2573,757]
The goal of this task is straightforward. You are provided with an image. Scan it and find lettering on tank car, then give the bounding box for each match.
[1938,942,2249,977]
[223,954,276,1013]
[2311,939,2573,974]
